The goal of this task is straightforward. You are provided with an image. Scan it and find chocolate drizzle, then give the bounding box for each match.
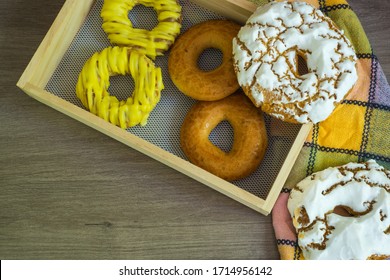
[321,165,390,196]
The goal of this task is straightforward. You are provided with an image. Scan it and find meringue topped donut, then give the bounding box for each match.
[232,1,358,124]
[288,160,390,260]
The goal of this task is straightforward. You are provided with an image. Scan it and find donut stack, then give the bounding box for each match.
[168,19,268,181]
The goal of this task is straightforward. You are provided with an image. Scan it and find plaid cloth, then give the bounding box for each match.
[249,0,390,259]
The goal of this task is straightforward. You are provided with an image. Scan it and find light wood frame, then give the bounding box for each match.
[17,0,313,215]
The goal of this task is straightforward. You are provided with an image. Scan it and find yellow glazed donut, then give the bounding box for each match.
[101,0,182,60]
[233,1,358,124]
[168,20,241,101]
[76,46,164,128]
[180,92,268,181]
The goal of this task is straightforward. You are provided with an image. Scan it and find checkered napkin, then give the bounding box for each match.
[248,0,390,259]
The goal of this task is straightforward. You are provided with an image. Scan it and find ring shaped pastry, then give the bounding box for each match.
[288,160,390,260]
[233,1,358,124]
[76,46,164,128]
[101,0,182,60]
[180,93,268,181]
[169,20,241,101]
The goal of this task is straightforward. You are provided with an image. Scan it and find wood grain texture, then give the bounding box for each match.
[0,0,389,260]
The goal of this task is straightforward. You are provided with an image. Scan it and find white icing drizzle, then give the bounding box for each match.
[288,160,390,260]
[232,1,358,124]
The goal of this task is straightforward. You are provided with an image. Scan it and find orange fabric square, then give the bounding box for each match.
[344,59,371,102]
[317,103,365,151]
[303,0,320,8]
[304,124,314,143]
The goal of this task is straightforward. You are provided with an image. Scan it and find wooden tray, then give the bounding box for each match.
[17,0,312,215]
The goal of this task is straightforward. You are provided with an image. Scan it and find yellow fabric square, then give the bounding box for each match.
[324,0,348,6]
[345,59,371,102]
[278,245,304,260]
[317,104,365,151]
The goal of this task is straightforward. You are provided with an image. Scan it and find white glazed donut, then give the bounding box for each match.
[288,160,390,260]
[232,1,358,124]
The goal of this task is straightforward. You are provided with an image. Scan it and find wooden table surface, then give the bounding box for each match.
[1,0,389,260]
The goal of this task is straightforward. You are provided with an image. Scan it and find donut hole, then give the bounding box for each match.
[333,205,355,217]
[297,54,309,76]
[197,48,224,72]
[108,75,136,101]
[209,120,234,153]
[128,4,159,31]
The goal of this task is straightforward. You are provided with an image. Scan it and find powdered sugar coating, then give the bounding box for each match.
[232,1,358,124]
[288,160,390,260]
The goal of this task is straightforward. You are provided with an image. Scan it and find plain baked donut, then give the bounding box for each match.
[101,0,182,60]
[288,160,390,260]
[169,19,241,101]
[180,92,268,181]
[233,1,358,124]
[76,46,164,128]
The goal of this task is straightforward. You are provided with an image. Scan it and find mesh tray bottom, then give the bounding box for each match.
[45,0,302,200]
